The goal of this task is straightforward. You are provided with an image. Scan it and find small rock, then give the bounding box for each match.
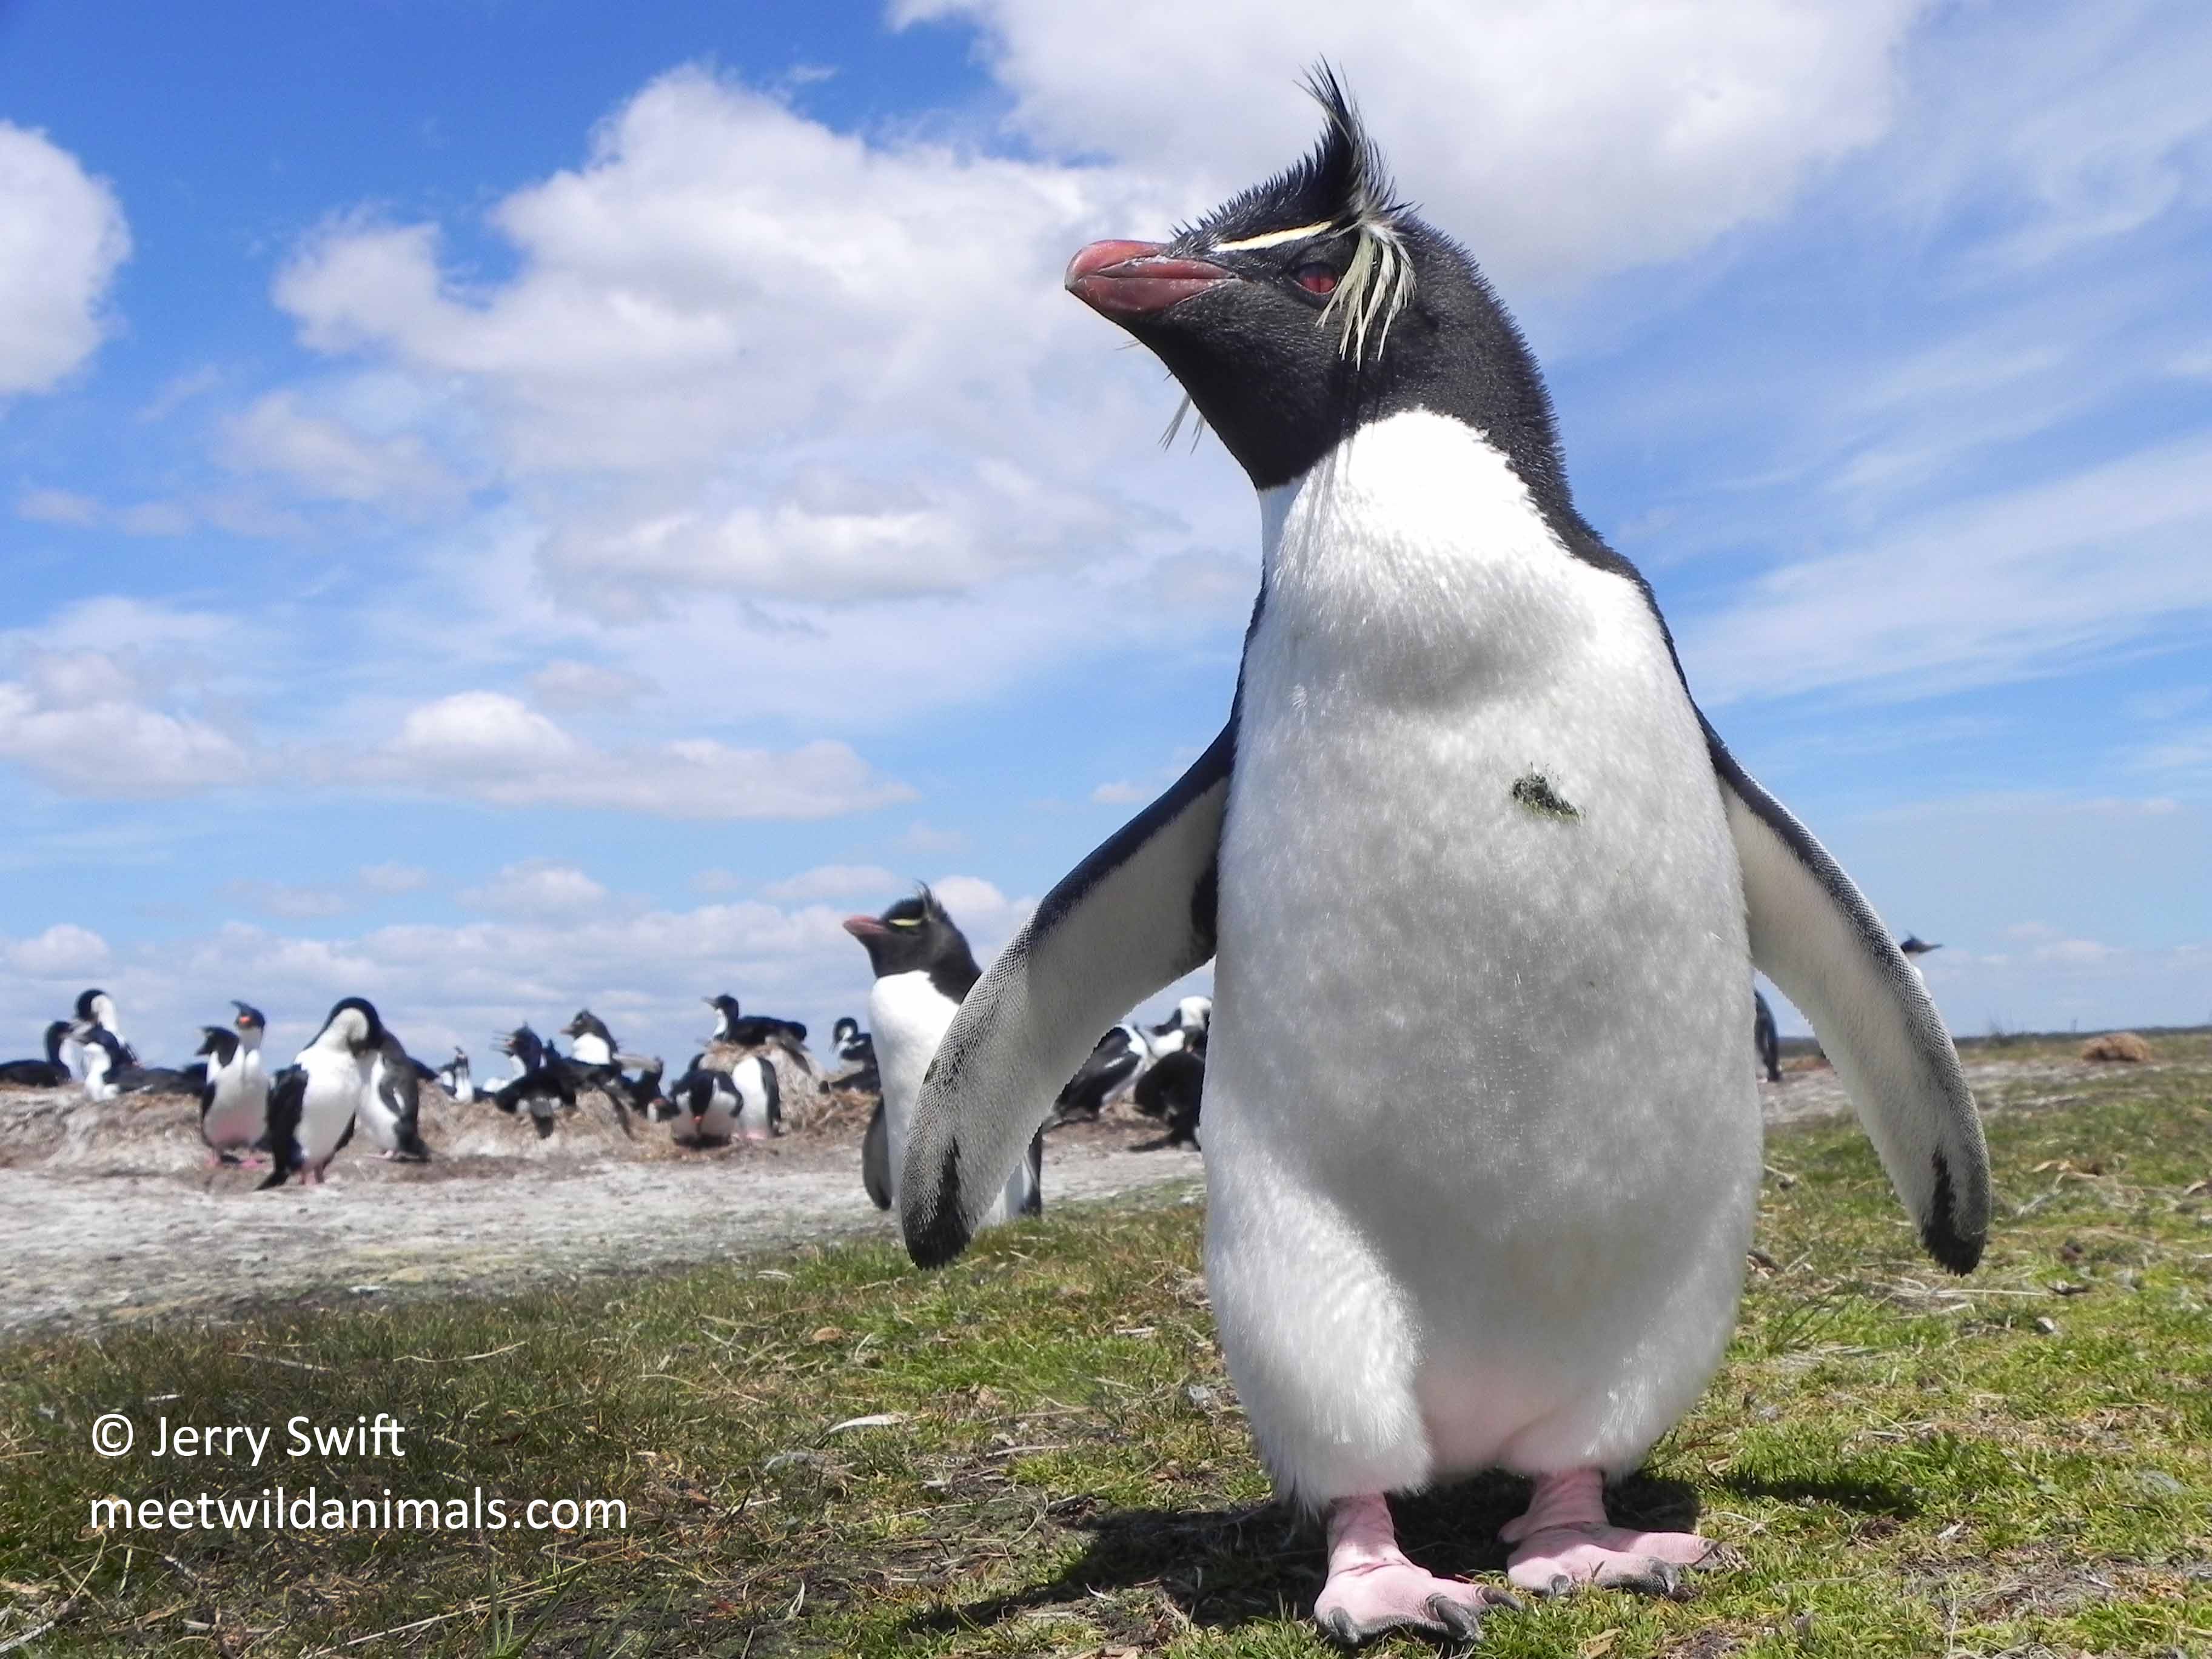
[2034,1316,2059,1335]
[1185,1384,1216,1410]
[2137,1470,2186,1496]
[349,1284,383,1296]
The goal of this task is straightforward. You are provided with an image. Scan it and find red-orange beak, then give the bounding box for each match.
[1065,240,1232,320]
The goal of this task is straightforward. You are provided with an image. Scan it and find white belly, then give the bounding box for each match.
[871,971,1033,1227]
[357,1059,403,1150]
[1203,413,1761,1499]
[296,1054,363,1170]
[870,972,957,1206]
[730,1059,776,1138]
[693,1087,736,1139]
[203,1056,267,1151]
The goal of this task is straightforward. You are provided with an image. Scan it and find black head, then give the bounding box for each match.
[74,988,112,1022]
[842,886,982,999]
[1899,936,1943,957]
[73,1021,124,1066]
[833,1016,859,1044]
[563,1008,612,1041]
[1065,67,1565,500]
[230,1000,266,1033]
[703,994,742,1037]
[498,1024,544,1067]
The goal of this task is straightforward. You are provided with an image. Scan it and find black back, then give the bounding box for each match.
[256,1067,307,1189]
[376,1031,430,1159]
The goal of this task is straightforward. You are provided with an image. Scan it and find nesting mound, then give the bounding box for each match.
[0,1085,207,1173]
[2080,1031,2153,1064]
[421,1082,685,1162]
[0,1079,691,1175]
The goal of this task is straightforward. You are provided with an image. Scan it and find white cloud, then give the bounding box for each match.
[3,922,111,977]
[0,123,131,397]
[759,863,901,902]
[15,487,101,527]
[1090,780,1147,805]
[0,669,250,798]
[459,859,611,919]
[1680,431,2212,706]
[220,389,467,513]
[346,691,916,820]
[525,659,658,714]
[898,0,1924,292]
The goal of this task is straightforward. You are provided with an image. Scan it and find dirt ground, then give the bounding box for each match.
[0,1056,2101,1337]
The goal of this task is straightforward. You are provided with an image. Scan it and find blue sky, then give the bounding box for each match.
[2,0,2208,1070]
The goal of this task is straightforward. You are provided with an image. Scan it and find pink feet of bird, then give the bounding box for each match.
[1500,1469,1713,1600]
[1314,1493,1515,1646]
[1315,1471,1715,1645]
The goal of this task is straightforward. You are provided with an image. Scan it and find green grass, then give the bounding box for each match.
[4,1037,2209,1657]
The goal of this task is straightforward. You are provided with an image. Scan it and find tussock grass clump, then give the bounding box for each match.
[2,1036,2209,1655]
[2080,1030,2154,1064]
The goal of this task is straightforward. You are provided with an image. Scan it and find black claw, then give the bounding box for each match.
[1323,1607,1361,1647]
[1426,1594,1484,1640]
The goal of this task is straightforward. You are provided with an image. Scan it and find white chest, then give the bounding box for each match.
[296,1047,367,1161]
[1215,411,1748,1155]
[868,971,959,1195]
[203,1048,267,1148]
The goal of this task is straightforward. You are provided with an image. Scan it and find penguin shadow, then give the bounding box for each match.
[1714,1466,1920,1518]
[899,1472,1705,1639]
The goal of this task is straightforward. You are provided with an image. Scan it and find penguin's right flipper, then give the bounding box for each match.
[1708,730,1990,1272]
[902,721,1233,1267]
[860,1098,893,1210]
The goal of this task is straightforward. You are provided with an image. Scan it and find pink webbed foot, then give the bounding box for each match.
[1314,1493,1517,1647]
[1501,1469,1714,1599]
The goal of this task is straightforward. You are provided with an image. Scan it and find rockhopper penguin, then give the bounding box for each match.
[845,887,1042,1232]
[896,72,1991,1646]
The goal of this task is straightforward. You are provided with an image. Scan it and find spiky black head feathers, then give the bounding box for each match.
[843,884,983,1000]
[1067,68,1572,506]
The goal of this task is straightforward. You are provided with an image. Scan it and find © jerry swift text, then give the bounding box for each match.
[90,1412,405,1464]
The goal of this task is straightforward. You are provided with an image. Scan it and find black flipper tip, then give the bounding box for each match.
[903,1153,971,1270]
[1921,1151,1984,1275]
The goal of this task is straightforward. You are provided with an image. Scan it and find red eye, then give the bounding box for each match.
[1293,263,1338,296]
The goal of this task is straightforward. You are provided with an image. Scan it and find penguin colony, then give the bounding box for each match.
[900,74,1991,1644]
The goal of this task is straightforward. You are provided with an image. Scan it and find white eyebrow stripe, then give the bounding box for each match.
[1209,220,1339,253]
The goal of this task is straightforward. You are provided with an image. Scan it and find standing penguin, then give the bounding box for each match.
[898,75,1989,1644]
[845,888,1041,1230]
[260,997,383,1188]
[1752,990,1783,1085]
[359,1023,432,1162]
[197,1001,270,1165]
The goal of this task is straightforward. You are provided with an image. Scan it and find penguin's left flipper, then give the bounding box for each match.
[1709,729,1991,1271]
[902,721,1234,1267]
